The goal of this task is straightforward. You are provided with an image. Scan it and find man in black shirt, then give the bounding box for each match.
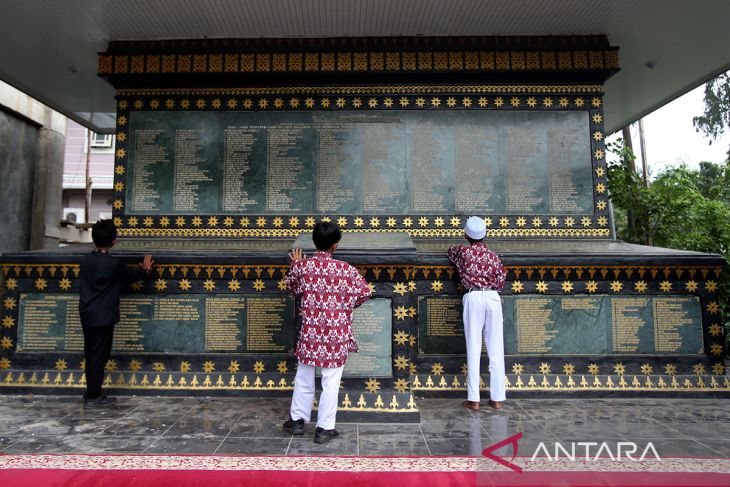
[79,220,153,407]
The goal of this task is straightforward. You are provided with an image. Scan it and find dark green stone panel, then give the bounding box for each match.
[17,293,296,354]
[343,298,393,378]
[510,295,608,355]
[124,110,593,216]
[418,296,465,355]
[419,294,704,356]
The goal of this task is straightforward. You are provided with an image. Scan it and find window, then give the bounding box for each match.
[90,132,113,148]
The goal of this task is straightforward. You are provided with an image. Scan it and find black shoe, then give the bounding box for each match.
[84,395,117,408]
[314,427,339,444]
[283,418,305,435]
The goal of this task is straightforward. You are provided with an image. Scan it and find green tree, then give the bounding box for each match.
[607,146,730,357]
[693,71,730,161]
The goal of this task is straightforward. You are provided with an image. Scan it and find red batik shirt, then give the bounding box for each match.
[285,251,372,368]
[447,242,506,291]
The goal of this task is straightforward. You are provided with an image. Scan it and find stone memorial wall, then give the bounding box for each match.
[124,111,592,217]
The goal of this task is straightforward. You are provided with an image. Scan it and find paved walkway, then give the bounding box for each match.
[0,396,728,458]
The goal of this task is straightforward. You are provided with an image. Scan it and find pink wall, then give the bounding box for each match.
[63,120,114,189]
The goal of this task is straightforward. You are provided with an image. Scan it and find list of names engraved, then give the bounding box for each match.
[125,110,594,216]
[18,293,295,354]
[18,295,76,351]
[114,298,152,352]
[344,300,392,377]
[409,125,452,213]
[455,127,500,213]
[173,129,211,212]
[205,297,244,351]
[361,124,406,213]
[130,129,167,212]
[653,297,697,353]
[63,297,84,352]
[548,128,583,212]
[266,127,308,212]
[426,298,463,337]
[515,298,557,353]
[611,297,649,353]
[222,127,260,212]
[317,125,357,212]
[246,297,288,352]
[503,127,546,212]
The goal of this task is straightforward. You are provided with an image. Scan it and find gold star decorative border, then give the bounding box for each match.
[111,88,608,239]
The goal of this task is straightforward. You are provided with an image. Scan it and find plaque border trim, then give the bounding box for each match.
[111,88,610,239]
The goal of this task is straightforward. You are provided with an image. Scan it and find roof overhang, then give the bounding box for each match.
[1,1,728,134]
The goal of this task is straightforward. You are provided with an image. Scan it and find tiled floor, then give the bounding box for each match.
[0,395,728,457]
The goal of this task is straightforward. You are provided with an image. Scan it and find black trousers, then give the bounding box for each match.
[83,325,114,399]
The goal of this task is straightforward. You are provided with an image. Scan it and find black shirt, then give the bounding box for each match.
[79,251,147,329]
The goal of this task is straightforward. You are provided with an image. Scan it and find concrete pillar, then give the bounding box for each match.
[29,127,65,249]
[0,81,67,252]
[0,109,38,252]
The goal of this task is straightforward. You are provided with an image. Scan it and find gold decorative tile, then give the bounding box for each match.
[162,55,176,73]
[418,52,433,70]
[605,50,619,69]
[114,56,129,73]
[337,52,352,71]
[321,53,335,71]
[541,51,556,69]
[526,51,540,69]
[510,51,525,70]
[255,53,270,72]
[448,52,463,70]
[370,52,384,70]
[98,55,113,74]
[288,53,303,71]
[464,51,478,69]
[304,53,319,71]
[177,55,191,73]
[402,52,417,70]
[354,52,368,70]
[192,54,207,72]
[208,54,222,72]
[385,52,400,71]
[241,54,255,72]
[480,51,495,69]
[433,52,448,70]
[558,51,572,69]
[130,55,145,73]
[224,54,239,72]
[573,50,588,69]
[272,53,286,72]
[495,51,510,69]
[589,51,604,69]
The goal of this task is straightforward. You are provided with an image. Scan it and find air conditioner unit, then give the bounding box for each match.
[63,208,85,224]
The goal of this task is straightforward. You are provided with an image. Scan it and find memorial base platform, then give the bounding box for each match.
[0,234,726,419]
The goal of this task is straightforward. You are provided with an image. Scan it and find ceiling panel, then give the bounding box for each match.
[0,0,728,132]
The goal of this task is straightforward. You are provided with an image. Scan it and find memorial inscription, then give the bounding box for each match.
[16,294,394,374]
[17,293,295,354]
[125,111,593,216]
[343,298,393,377]
[419,295,703,356]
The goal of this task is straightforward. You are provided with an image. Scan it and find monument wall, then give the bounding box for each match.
[0,37,727,412]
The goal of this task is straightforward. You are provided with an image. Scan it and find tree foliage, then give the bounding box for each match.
[693,71,730,160]
[607,143,730,356]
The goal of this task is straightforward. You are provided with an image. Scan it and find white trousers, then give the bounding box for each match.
[463,290,506,402]
[289,362,344,430]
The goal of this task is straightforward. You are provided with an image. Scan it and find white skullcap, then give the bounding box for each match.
[464,216,486,240]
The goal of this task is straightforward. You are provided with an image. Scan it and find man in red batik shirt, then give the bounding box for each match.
[448,216,507,411]
[283,221,372,443]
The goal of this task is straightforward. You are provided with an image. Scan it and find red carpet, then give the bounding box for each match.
[0,454,728,487]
